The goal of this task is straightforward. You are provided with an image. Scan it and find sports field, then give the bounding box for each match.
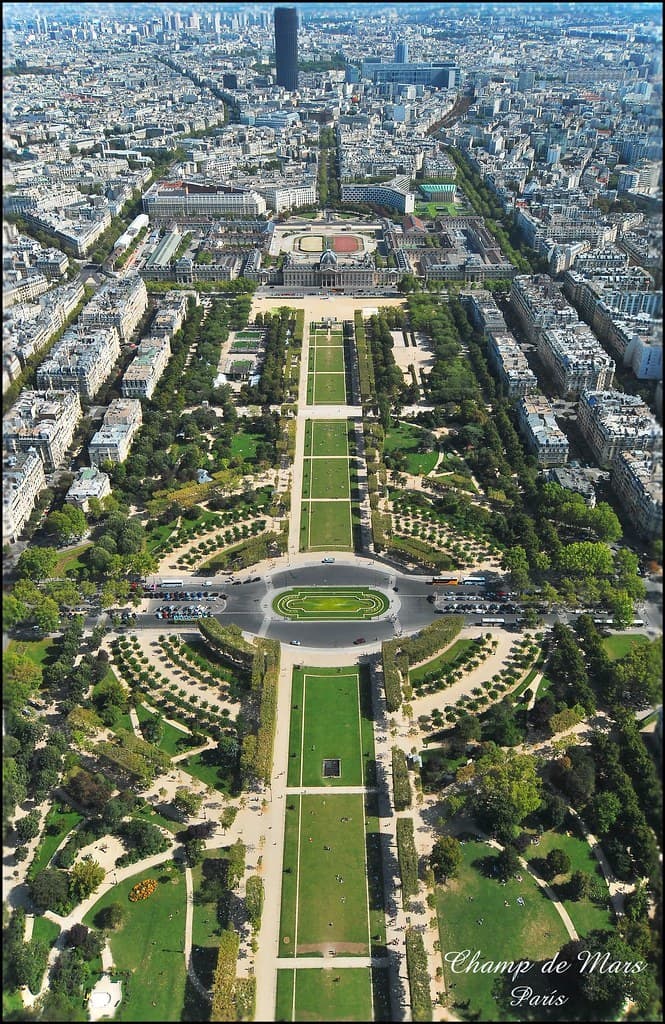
[286,665,375,788]
[332,234,361,253]
[300,499,353,550]
[273,587,388,622]
[275,967,373,1022]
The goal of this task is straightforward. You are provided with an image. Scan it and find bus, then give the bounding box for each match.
[159,579,183,588]
[462,576,486,585]
[429,576,459,585]
[481,617,505,625]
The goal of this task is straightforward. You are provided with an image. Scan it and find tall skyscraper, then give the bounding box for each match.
[395,40,409,63]
[274,6,299,91]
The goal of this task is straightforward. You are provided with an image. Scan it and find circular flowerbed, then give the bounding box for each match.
[129,878,157,902]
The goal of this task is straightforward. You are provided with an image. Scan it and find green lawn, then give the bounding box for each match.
[287,667,375,788]
[313,333,343,347]
[181,748,236,795]
[601,633,649,661]
[275,967,373,1022]
[28,806,83,879]
[274,588,388,622]
[230,431,261,460]
[83,861,187,1022]
[435,838,569,1021]
[305,457,349,500]
[190,848,227,990]
[53,541,92,577]
[31,914,61,948]
[134,702,190,758]
[522,828,612,937]
[415,201,460,218]
[280,793,370,956]
[384,422,438,475]
[301,500,353,551]
[409,638,475,684]
[309,420,349,458]
[313,373,346,405]
[12,637,55,669]
[313,345,346,374]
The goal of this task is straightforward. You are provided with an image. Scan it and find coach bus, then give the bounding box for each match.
[462,576,486,585]
[481,617,505,625]
[429,576,459,585]
[159,579,183,588]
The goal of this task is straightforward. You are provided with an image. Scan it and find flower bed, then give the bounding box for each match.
[129,878,157,902]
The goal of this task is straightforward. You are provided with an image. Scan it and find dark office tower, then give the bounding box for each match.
[395,40,409,63]
[274,7,299,91]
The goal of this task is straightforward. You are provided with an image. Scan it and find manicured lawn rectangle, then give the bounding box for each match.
[384,422,438,475]
[314,345,345,374]
[310,420,349,458]
[409,638,475,684]
[276,967,373,1021]
[435,838,569,1021]
[313,372,346,405]
[280,794,370,955]
[83,861,187,1022]
[601,633,649,660]
[305,457,349,500]
[298,671,364,787]
[303,499,353,550]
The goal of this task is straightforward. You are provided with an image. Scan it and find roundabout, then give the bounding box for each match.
[272,586,389,621]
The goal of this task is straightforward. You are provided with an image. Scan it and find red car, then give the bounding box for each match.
[353,637,366,645]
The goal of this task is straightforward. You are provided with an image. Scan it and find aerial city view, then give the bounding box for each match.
[1,2,663,1022]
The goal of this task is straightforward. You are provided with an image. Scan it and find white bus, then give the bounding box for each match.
[159,579,183,588]
[462,576,486,585]
[481,617,505,625]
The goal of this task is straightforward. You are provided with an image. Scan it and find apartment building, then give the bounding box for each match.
[121,335,171,399]
[510,274,579,344]
[463,290,507,334]
[3,389,82,470]
[3,272,50,308]
[340,176,415,215]
[257,182,317,213]
[65,466,112,511]
[487,330,539,398]
[537,325,615,398]
[577,389,663,468]
[88,398,143,467]
[78,274,148,342]
[611,450,663,541]
[516,395,570,466]
[36,325,121,399]
[2,448,47,544]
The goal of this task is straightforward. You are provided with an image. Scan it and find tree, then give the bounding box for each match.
[2,648,42,709]
[34,596,61,635]
[3,593,28,631]
[173,787,203,818]
[184,838,205,866]
[66,923,104,960]
[561,930,659,1016]
[451,714,481,754]
[545,848,571,879]
[14,810,40,844]
[69,859,105,902]
[568,869,593,901]
[30,868,71,914]
[588,791,621,835]
[45,505,87,544]
[471,749,542,841]
[95,902,125,931]
[12,938,50,993]
[16,546,58,580]
[496,844,521,881]
[430,835,462,883]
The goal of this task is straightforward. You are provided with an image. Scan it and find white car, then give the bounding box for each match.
[290,639,301,646]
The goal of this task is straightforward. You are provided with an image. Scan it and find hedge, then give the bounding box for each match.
[245,875,264,931]
[392,746,412,811]
[241,638,280,785]
[197,620,255,668]
[396,817,419,899]
[387,536,456,571]
[211,928,240,1020]
[405,928,433,1021]
[199,530,286,571]
[400,616,464,667]
[382,640,403,712]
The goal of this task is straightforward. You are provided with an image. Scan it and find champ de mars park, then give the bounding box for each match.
[4,241,662,1024]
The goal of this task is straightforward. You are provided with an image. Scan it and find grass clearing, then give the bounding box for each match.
[134,702,189,758]
[83,861,186,1022]
[435,838,569,1021]
[601,633,649,661]
[31,915,61,947]
[53,541,92,577]
[409,638,475,684]
[301,499,353,550]
[313,345,345,374]
[309,419,349,458]
[304,457,349,500]
[28,805,83,879]
[230,431,261,460]
[384,422,438,475]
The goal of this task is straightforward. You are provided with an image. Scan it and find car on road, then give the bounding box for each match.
[290,639,301,646]
[353,637,366,645]
[322,557,335,563]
